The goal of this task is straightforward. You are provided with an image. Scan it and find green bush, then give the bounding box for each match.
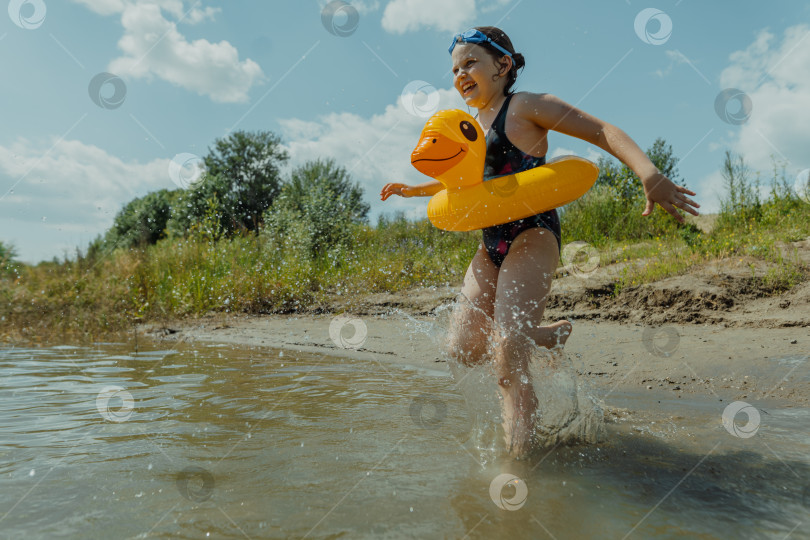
[595,137,681,201]
[559,184,679,246]
[103,189,182,250]
[0,241,19,277]
[263,159,370,260]
[167,174,231,239]
[715,150,762,231]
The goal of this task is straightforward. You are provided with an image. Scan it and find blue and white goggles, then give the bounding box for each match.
[448,29,513,57]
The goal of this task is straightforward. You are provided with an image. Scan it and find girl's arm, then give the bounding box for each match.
[517,93,700,222]
[380,179,444,201]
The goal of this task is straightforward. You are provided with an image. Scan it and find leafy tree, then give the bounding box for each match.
[264,159,369,257]
[281,158,369,223]
[197,130,289,233]
[595,137,681,201]
[0,241,18,276]
[167,173,230,238]
[0,241,15,262]
[104,189,182,249]
[561,138,688,242]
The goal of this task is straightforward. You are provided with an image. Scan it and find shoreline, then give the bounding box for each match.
[137,235,810,407]
[142,310,810,408]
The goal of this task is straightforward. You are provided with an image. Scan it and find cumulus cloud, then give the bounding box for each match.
[71,0,262,103]
[382,0,475,34]
[550,146,604,163]
[0,137,171,261]
[654,49,701,79]
[71,0,219,21]
[690,24,810,213]
[718,24,810,175]
[380,0,515,34]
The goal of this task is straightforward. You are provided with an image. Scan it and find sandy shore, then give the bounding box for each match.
[143,236,810,408]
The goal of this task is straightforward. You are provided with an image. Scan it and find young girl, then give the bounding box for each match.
[380,26,699,457]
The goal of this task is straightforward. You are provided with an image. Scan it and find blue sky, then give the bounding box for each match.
[2,0,809,263]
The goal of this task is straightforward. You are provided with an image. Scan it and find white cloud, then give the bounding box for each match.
[549,147,603,163]
[382,0,475,34]
[380,0,516,34]
[71,0,219,22]
[696,169,725,214]
[71,1,261,103]
[184,5,220,24]
[718,24,810,176]
[280,88,469,220]
[549,147,574,159]
[654,49,695,79]
[0,137,171,262]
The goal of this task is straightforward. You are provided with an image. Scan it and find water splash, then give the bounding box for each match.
[527,345,604,448]
[394,299,605,460]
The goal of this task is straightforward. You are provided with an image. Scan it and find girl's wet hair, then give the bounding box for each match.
[473,26,525,96]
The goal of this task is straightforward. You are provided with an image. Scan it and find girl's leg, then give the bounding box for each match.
[492,228,571,457]
[446,243,499,367]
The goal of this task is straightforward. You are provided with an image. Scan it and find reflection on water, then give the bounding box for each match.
[0,342,808,539]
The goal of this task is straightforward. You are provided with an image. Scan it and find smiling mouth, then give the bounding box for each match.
[461,82,476,95]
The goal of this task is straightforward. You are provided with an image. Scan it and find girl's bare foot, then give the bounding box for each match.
[533,320,572,350]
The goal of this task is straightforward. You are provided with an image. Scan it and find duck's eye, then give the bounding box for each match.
[432,138,437,143]
[459,121,478,141]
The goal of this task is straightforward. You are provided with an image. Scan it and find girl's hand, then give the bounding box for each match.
[380,183,412,201]
[641,173,700,223]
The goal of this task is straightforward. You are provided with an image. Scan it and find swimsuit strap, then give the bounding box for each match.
[491,93,515,140]
[483,93,544,180]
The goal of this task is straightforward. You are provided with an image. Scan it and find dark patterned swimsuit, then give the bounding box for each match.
[481,92,562,267]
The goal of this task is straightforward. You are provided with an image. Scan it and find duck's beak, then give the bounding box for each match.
[411,132,468,179]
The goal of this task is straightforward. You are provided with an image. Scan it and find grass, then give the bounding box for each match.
[2,154,809,341]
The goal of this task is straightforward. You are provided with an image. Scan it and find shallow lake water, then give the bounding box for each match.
[1,341,808,539]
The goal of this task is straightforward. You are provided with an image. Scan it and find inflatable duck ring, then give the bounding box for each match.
[411,109,599,231]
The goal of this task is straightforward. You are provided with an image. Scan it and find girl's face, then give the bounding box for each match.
[451,43,510,109]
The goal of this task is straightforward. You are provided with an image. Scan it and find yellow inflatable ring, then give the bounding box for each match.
[410,109,599,232]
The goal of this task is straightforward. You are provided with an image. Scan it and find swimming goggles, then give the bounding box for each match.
[448,29,513,57]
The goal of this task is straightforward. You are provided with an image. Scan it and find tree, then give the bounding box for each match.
[103,189,181,249]
[0,241,15,262]
[595,137,681,201]
[281,158,369,223]
[167,173,231,238]
[264,159,369,257]
[201,130,289,233]
[0,241,18,275]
